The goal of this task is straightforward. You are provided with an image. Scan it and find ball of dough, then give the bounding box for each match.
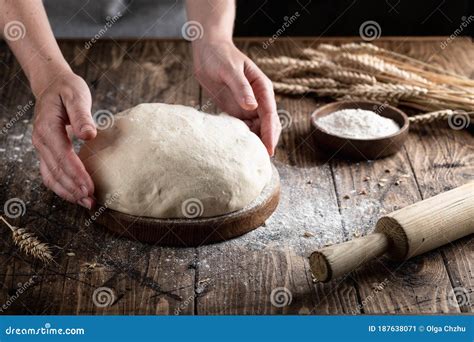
[79,103,272,218]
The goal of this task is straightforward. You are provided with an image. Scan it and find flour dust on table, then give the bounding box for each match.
[79,103,272,218]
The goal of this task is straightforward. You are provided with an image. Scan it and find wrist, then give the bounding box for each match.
[193,31,233,47]
[192,36,234,61]
[29,59,72,98]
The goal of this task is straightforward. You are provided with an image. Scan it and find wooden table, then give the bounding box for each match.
[0,37,472,315]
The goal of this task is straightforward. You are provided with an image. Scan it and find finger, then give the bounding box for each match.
[65,125,74,140]
[40,160,92,209]
[61,86,97,140]
[33,115,95,196]
[45,132,95,196]
[39,151,88,201]
[244,61,281,156]
[40,160,75,202]
[220,65,258,111]
[244,117,261,135]
[203,85,258,120]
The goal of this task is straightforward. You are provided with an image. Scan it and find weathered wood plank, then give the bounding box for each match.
[397,39,474,313]
[0,38,472,314]
[330,149,457,313]
[195,40,361,315]
[72,40,199,315]
[325,40,471,314]
[0,40,200,314]
[0,45,44,314]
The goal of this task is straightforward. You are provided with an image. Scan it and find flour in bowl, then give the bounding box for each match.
[316,108,400,139]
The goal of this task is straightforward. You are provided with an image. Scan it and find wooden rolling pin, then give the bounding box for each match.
[309,182,474,282]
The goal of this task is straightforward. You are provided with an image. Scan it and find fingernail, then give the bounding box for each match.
[268,146,275,157]
[78,197,92,210]
[244,96,257,106]
[81,125,95,133]
[80,185,88,196]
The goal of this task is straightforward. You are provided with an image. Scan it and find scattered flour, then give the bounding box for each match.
[316,108,400,139]
[215,162,380,256]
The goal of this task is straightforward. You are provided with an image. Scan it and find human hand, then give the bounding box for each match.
[192,39,281,156]
[31,70,96,209]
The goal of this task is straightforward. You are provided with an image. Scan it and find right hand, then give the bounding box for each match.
[32,71,96,209]
[192,39,281,156]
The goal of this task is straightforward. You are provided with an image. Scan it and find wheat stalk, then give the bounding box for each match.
[308,42,474,88]
[348,83,429,100]
[280,77,340,88]
[0,216,54,263]
[325,69,377,85]
[299,48,329,60]
[316,42,381,55]
[259,42,474,115]
[315,42,474,83]
[272,80,473,112]
[272,82,312,95]
[336,53,431,85]
[258,57,335,79]
[409,110,474,124]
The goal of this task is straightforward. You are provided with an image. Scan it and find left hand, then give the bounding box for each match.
[192,39,281,156]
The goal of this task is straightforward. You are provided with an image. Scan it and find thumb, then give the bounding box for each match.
[62,91,97,140]
[221,67,258,111]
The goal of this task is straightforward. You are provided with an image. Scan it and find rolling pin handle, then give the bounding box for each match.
[309,233,389,282]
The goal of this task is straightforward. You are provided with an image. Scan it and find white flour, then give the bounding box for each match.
[316,109,400,139]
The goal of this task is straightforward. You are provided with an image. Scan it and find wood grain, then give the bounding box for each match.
[400,39,474,313]
[326,39,472,314]
[0,37,472,315]
[195,40,362,315]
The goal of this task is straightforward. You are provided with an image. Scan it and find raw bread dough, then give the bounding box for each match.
[79,103,272,218]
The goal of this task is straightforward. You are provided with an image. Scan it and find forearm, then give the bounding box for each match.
[185,0,235,44]
[0,0,71,96]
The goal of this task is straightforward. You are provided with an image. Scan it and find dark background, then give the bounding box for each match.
[41,0,473,39]
[235,0,474,37]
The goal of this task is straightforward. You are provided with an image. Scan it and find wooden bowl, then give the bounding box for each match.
[91,164,280,247]
[311,101,409,160]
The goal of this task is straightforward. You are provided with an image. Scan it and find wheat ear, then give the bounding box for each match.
[272,82,312,95]
[409,110,474,124]
[336,53,431,85]
[0,216,54,263]
[280,77,340,88]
